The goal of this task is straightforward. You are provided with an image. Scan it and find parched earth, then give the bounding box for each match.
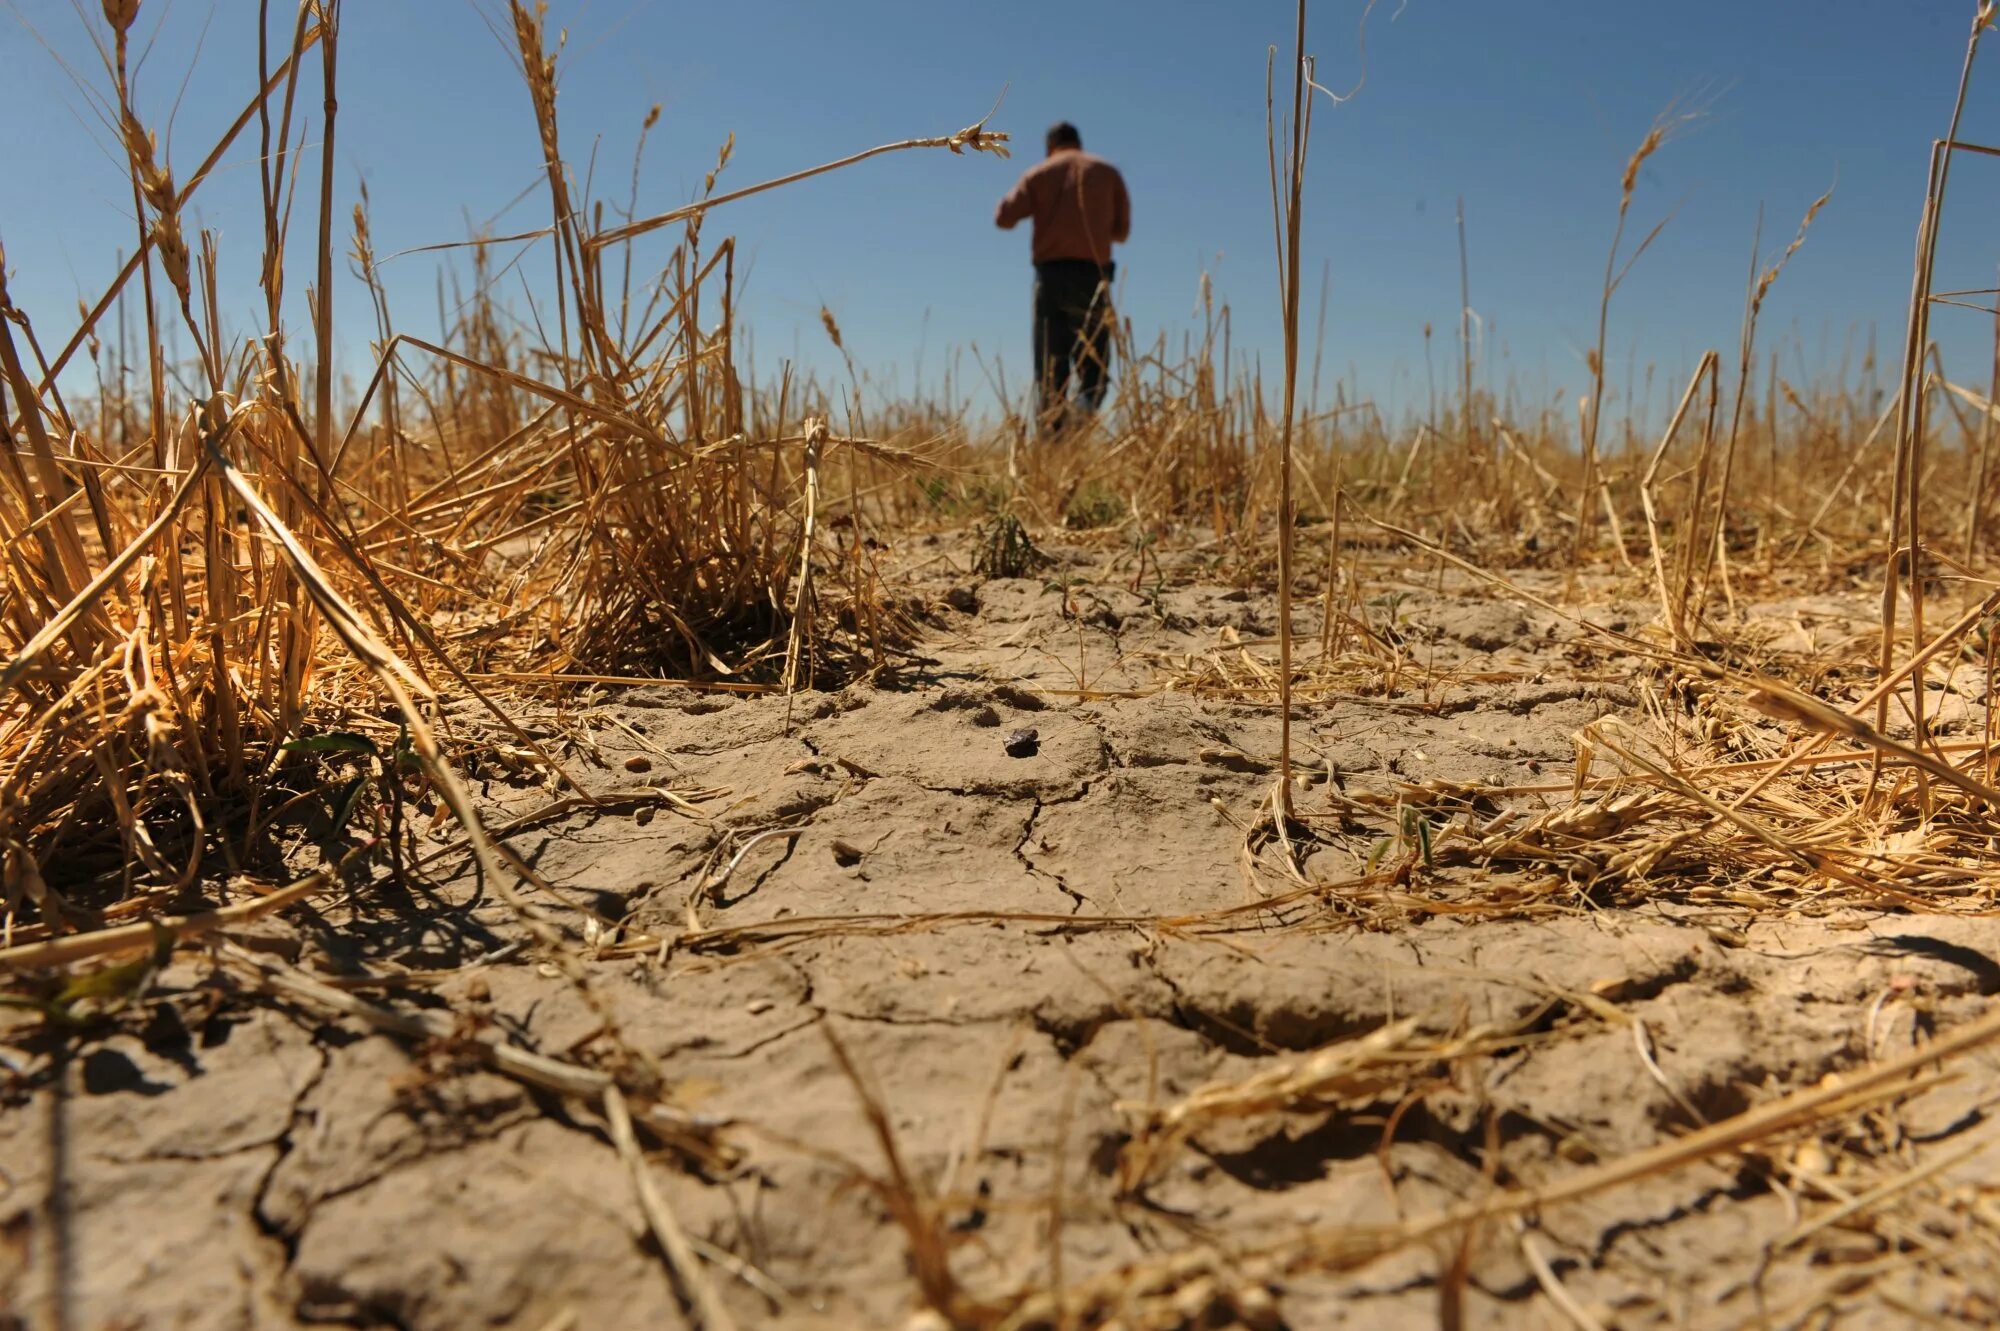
[5,536,2000,1329]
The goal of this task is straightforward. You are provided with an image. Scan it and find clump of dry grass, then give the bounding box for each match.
[0,2,1006,929]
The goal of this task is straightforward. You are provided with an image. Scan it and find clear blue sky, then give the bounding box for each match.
[7,1,2000,429]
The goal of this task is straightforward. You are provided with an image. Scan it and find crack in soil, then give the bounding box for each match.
[1586,1176,1756,1264]
[712,1015,823,1061]
[248,1021,333,1311]
[1014,791,1090,913]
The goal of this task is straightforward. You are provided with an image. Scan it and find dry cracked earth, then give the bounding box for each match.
[6,536,2000,1330]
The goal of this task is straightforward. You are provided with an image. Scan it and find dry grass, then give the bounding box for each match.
[11,2,2000,1328]
[0,1,1007,929]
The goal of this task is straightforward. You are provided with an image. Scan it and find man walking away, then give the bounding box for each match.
[995,122,1130,436]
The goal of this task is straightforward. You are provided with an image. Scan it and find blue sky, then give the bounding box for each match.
[6,1,2000,428]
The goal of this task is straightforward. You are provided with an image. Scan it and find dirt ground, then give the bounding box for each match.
[6,531,2000,1330]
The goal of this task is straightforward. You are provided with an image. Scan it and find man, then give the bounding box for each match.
[995,121,1130,435]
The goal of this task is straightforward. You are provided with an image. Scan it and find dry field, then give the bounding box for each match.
[8,3,2000,1329]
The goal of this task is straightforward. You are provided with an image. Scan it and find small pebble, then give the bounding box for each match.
[1004,727,1039,758]
[624,755,653,773]
[1793,1139,1831,1175]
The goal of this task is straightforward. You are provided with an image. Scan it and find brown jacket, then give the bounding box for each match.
[995,148,1130,267]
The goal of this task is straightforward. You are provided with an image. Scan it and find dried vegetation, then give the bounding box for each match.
[9,1,2000,1328]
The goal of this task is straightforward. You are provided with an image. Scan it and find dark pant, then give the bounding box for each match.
[1033,260,1114,435]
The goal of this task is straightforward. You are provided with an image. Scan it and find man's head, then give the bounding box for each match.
[1046,122,1082,156]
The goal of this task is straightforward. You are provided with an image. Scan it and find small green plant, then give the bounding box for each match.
[974,513,1048,579]
[0,924,174,1026]
[1042,569,1103,621]
[1365,589,1414,646]
[280,726,422,875]
[1062,479,1127,531]
[1125,529,1169,612]
[1366,803,1437,876]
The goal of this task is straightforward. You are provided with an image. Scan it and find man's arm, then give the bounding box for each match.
[1111,169,1131,244]
[995,170,1035,229]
